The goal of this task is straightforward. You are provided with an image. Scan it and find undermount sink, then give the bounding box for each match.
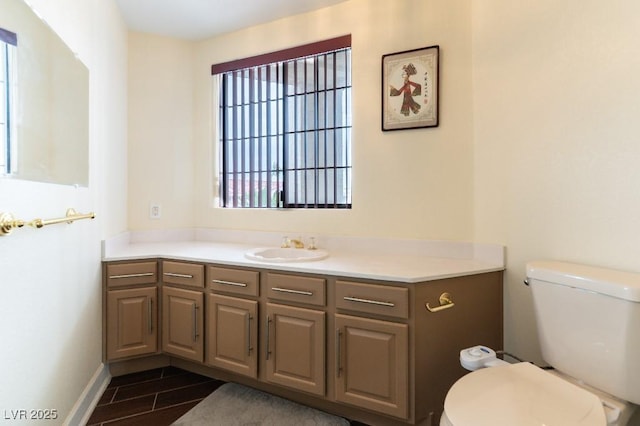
[245,247,329,263]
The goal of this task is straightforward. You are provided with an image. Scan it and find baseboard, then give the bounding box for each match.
[108,354,170,377]
[63,363,111,426]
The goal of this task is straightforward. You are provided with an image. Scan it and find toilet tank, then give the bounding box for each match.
[526,260,640,405]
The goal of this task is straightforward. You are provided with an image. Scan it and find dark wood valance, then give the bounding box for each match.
[211,34,351,75]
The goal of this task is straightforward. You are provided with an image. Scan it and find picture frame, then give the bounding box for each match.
[382,45,439,131]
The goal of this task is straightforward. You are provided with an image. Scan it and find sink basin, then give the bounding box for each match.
[245,247,329,263]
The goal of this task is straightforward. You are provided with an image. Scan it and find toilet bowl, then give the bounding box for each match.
[441,261,640,426]
[440,359,633,426]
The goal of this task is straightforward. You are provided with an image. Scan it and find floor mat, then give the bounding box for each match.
[172,382,349,426]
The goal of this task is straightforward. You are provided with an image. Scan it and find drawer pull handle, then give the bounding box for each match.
[343,296,395,307]
[164,272,194,279]
[109,272,154,279]
[426,292,455,313]
[271,287,313,296]
[212,279,248,288]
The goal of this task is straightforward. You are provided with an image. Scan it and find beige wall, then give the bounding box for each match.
[472,0,640,362]
[129,0,476,240]
[128,34,196,230]
[0,0,128,421]
[126,0,640,364]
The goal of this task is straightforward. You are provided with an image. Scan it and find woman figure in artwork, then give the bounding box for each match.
[389,63,421,116]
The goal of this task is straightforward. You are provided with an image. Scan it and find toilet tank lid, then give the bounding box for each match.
[526,261,640,302]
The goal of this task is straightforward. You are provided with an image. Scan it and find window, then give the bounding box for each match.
[1,28,18,176]
[213,36,352,208]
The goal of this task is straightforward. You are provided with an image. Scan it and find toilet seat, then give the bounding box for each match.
[443,362,606,426]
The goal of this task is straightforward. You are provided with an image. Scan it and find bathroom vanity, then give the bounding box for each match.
[102,231,504,426]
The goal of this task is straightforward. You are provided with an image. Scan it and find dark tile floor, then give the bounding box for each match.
[87,366,225,425]
[88,366,369,426]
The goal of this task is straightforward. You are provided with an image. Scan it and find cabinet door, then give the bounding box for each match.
[106,287,157,360]
[207,294,258,379]
[265,303,325,396]
[162,286,204,362]
[335,313,408,419]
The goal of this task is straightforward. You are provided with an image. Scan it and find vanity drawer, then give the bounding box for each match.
[208,266,259,297]
[266,273,326,307]
[106,261,157,288]
[336,281,408,319]
[162,261,204,288]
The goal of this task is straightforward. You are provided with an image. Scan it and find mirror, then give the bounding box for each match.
[0,0,89,186]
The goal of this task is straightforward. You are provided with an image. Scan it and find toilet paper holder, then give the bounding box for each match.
[425,292,455,313]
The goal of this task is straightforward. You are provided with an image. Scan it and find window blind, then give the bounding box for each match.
[214,36,352,209]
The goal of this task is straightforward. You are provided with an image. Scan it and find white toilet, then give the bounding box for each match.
[441,260,640,426]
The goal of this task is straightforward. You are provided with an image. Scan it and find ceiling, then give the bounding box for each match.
[114,0,349,41]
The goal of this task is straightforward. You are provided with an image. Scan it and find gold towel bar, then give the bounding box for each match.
[0,208,95,236]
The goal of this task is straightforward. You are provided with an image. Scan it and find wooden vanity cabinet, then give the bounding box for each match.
[333,274,503,424]
[161,261,205,362]
[206,266,259,379]
[206,268,327,395]
[106,287,158,360]
[412,272,504,424]
[103,256,503,426]
[265,302,326,396]
[104,261,159,361]
[264,273,326,396]
[162,286,203,362]
[334,281,410,419]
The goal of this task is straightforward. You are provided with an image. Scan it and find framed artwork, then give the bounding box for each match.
[382,45,439,131]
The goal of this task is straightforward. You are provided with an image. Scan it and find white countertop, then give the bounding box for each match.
[102,229,505,283]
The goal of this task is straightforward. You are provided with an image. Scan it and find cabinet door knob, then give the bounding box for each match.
[425,292,455,313]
